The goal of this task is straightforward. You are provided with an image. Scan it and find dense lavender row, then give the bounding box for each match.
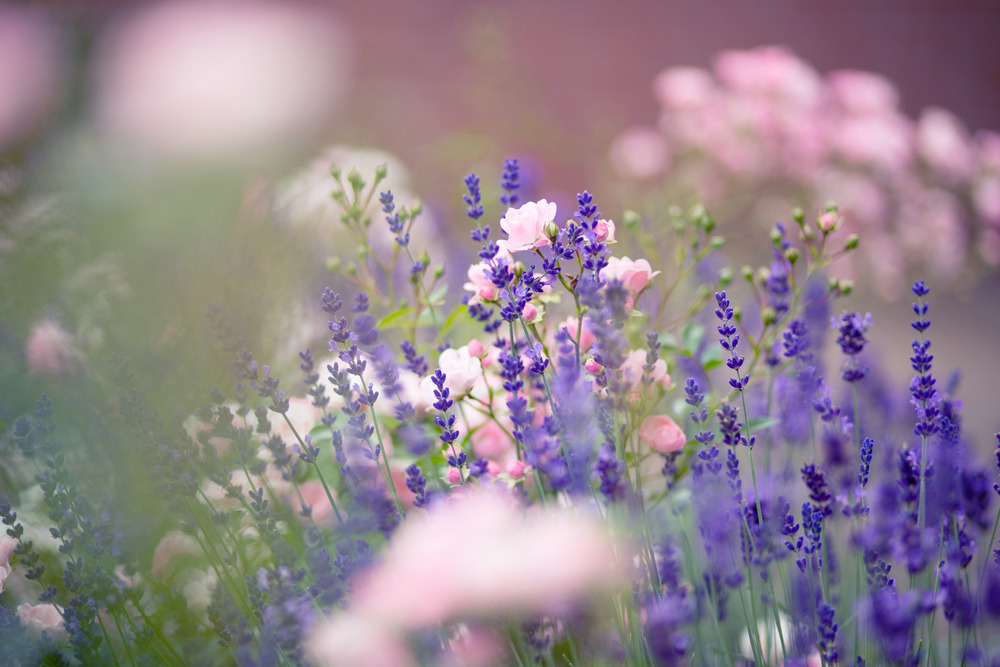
[2,159,1000,666]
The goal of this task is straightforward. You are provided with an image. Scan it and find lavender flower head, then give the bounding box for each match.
[833,311,871,383]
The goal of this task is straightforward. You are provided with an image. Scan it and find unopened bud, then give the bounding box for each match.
[792,206,805,226]
[433,264,446,280]
[709,235,725,250]
[741,265,754,282]
[845,234,859,250]
[838,280,854,295]
[762,306,777,326]
[374,163,388,182]
[544,221,560,239]
[769,225,783,244]
[718,267,734,285]
[784,247,800,264]
[623,209,641,230]
[325,256,341,273]
[409,199,423,216]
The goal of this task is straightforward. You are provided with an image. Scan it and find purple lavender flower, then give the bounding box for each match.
[833,311,871,382]
[500,157,520,206]
[714,291,750,392]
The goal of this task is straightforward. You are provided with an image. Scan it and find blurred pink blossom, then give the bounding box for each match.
[608,127,670,179]
[620,349,670,391]
[26,319,78,376]
[638,415,687,454]
[714,46,822,107]
[471,419,513,461]
[917,107,974,182]
[0,7,62,151]
[0,535,16,594]
[349,489,623,628]
[90,0,351,163]
[18,603,66,640]
[602,256,659,294]
[307,614,412,667]
[827,70,899,114]
[653,67,716,109]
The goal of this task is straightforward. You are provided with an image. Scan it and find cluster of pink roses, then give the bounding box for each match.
[609,45,1000,298]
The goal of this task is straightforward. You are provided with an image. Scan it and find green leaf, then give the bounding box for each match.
[703,359,723,371]
[427,284,448,305]
[376,307,417,329]
[658,332,679,351]
[746,416,780,432]
[681,321,705,354]
[441,305,469,336]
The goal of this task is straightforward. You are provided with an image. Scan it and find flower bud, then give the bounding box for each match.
[792,206,805,226]
[374,163,387,182]
[845,234,859,250]
[784,247,800,264]
[623,209,641,230]
[741,265,754,282]
[544,221,560,239]
[762,306,777,325]
[838,280,854,295]
[709,235,725,250]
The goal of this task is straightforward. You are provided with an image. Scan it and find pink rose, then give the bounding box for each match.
[602,256,659,294]
[594,219,616,243]
[638,415,687,454]
[18,603,66,640]
[499,200,557,252]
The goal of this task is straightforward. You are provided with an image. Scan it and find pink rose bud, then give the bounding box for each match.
[638,415,687,454]
[818,211,840,233]
[521,302,538,323]
[506,459,527,478]
[478,284,496,301]
[594,219,616,243]
[584,357,603,374]
[486,460,502,477]
[447,467,462,484]
[467,339,485,357]
[624,296,634,312]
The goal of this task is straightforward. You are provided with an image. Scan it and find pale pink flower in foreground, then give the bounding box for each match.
[499,200,557,252]
[973,176,1000,226]
[90,0,351,163]
[638,415,687,454]
[608,126,670,179]
[26,319,78,376]
[152,531,201,579]
[827,70,899,114]
[602,256,659,294]
[18,603,65,640]
[1,535,16,594]
[307,613,412,667]
[620,349,671,391]
[0,7,63,150]
[351,489,623,628]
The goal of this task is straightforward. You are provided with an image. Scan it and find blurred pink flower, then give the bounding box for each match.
[608,127,670,179]
[351,489,623,628]
[653,67,715,109]
[26,319,78,376]
[555,316,597,355]
[18,603,66,640]
[831,112,913,172]
[917,107,973,181]
[638,415,687,454]
[152,530,201,579]
[471,419,513,461]
[0,6,62,150]
[90,0,351,163]
[602,256,659,294]
[620,349,670,391]
[827,70,899,114]
[307,614,412,667]
[499,200,557,252]
[714,46,822,107]
[0,535,16,594]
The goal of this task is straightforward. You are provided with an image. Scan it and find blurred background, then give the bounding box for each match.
[2,0,1000,450]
